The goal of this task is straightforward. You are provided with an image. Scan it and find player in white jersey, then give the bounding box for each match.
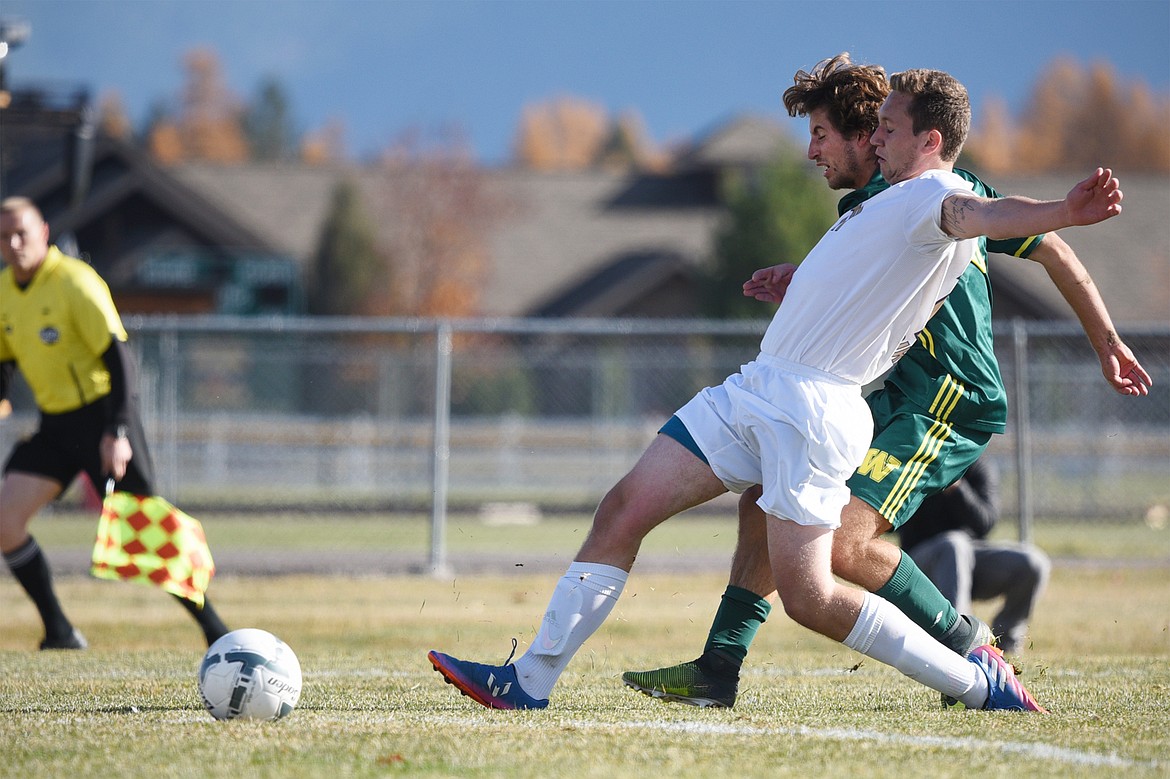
[760,170,977,382]
[676,169,981,530]
[428,68,1122,713]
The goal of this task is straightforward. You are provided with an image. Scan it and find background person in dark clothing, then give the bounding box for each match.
[899,457,1050,655]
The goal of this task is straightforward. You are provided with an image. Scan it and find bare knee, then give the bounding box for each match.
[830,500,898,590]
[0,503,34,553]
[774,576,836,634]
[579,480,657,566]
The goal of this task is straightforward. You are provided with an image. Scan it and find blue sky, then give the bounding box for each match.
[5,0,1169,164]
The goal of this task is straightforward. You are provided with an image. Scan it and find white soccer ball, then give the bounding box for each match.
[198,628,302,721]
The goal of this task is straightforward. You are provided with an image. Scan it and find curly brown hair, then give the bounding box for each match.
[888,69,971,162]
[782,53,889,140]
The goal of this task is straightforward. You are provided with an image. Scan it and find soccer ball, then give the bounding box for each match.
[198,628,302,721]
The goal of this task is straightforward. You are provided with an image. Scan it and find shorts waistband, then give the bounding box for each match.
[752,352,856,387]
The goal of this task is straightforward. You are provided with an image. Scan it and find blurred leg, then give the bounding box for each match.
[1,472,75,642]
[971,542,1051,653]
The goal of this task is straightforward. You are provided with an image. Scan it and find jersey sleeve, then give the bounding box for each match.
[68,265,128,356]
[904,173,974,250]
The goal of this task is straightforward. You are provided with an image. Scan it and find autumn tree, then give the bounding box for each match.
[513,96,665,172]
[597,110,670,172]
[178,48,248,162]
[514,96,608,170]
[966,57,1170,174]
[145,47,248,164]
[374,129,507,317]
[704,148,837,319]
[97,92,132,140]
[301,119,347,165]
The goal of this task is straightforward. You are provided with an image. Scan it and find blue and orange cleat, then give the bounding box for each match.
[427,650,549,710]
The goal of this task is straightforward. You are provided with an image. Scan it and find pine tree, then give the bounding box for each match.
[244,77,298,162]
[309,178,387,315]
[705,149,837,319]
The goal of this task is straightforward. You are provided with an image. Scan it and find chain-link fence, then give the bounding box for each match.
[4,316,1167,530]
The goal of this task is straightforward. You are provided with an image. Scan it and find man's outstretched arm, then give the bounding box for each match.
[943,167,1123,241]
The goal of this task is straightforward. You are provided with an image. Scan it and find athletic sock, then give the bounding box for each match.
[940,614,983,656]
[702,585,772,671]
[696,649,741,681]
[843,592,988,708]
[874,549,959,640]
[513,561,627,700]
[172,594,230,646]
[3,536,74,640]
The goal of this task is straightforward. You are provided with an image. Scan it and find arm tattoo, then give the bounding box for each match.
[942,196,980,236]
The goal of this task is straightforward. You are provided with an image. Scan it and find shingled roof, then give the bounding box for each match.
[172,167,1167,325]
[172,162,725,318]
[984,173,1170,326]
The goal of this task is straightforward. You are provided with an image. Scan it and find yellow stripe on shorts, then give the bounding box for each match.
[880,418,954,519]
[927,375,964,418]
[880,377,965,518]
[1012,235,1042,257]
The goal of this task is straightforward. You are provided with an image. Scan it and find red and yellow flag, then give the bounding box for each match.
[91,492,215,606]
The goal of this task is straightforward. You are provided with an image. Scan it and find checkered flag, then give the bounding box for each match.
[91,491,216,606]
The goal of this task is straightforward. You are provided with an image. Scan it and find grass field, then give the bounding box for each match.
[1,517,1168,778]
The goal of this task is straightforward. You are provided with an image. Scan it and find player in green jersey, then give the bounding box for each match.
[622,54,1151,708]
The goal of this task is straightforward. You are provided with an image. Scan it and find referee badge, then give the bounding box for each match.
[39,326,60,345]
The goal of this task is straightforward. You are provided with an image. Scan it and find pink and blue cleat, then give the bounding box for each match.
[967,644,1049,713]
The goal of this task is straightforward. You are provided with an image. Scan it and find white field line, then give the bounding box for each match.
[424,713,1160,770]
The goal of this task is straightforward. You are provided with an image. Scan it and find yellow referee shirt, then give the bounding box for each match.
[0,246,128,414]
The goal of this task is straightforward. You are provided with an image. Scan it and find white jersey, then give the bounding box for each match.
[759,169,979,385]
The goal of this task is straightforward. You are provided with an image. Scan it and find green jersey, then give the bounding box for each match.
[837,170,1044,433]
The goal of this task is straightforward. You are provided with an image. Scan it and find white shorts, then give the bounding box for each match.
[674,353,872,529]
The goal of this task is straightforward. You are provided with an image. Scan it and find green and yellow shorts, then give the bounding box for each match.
[846,386,993,529]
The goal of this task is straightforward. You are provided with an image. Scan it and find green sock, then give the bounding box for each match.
[703,585,772,665]
[875,550,958,640]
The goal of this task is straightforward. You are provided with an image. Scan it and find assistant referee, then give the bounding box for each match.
[0,196,229,649]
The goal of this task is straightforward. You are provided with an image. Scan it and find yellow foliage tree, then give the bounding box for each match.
[146,47,248,164]
[373,130,508,318]
[513,96,609,170]
[969,56,1169,174]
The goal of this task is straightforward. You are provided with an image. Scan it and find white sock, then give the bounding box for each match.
[843,592,989,708]
[512,561,627,700]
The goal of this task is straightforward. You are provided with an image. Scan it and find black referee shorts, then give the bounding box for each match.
[4,399,155,496]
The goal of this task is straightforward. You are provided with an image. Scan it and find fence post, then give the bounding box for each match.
[160,321,180,500]
[1011,319,1034,544]
[429,320,454,577]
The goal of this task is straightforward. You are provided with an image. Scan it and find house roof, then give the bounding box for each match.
[172,163,725,317]
[2,92,302,313]
[676,113,793,169]
[174,161,1169,325]
[984,173,1170,326]
[531,250,697,317]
